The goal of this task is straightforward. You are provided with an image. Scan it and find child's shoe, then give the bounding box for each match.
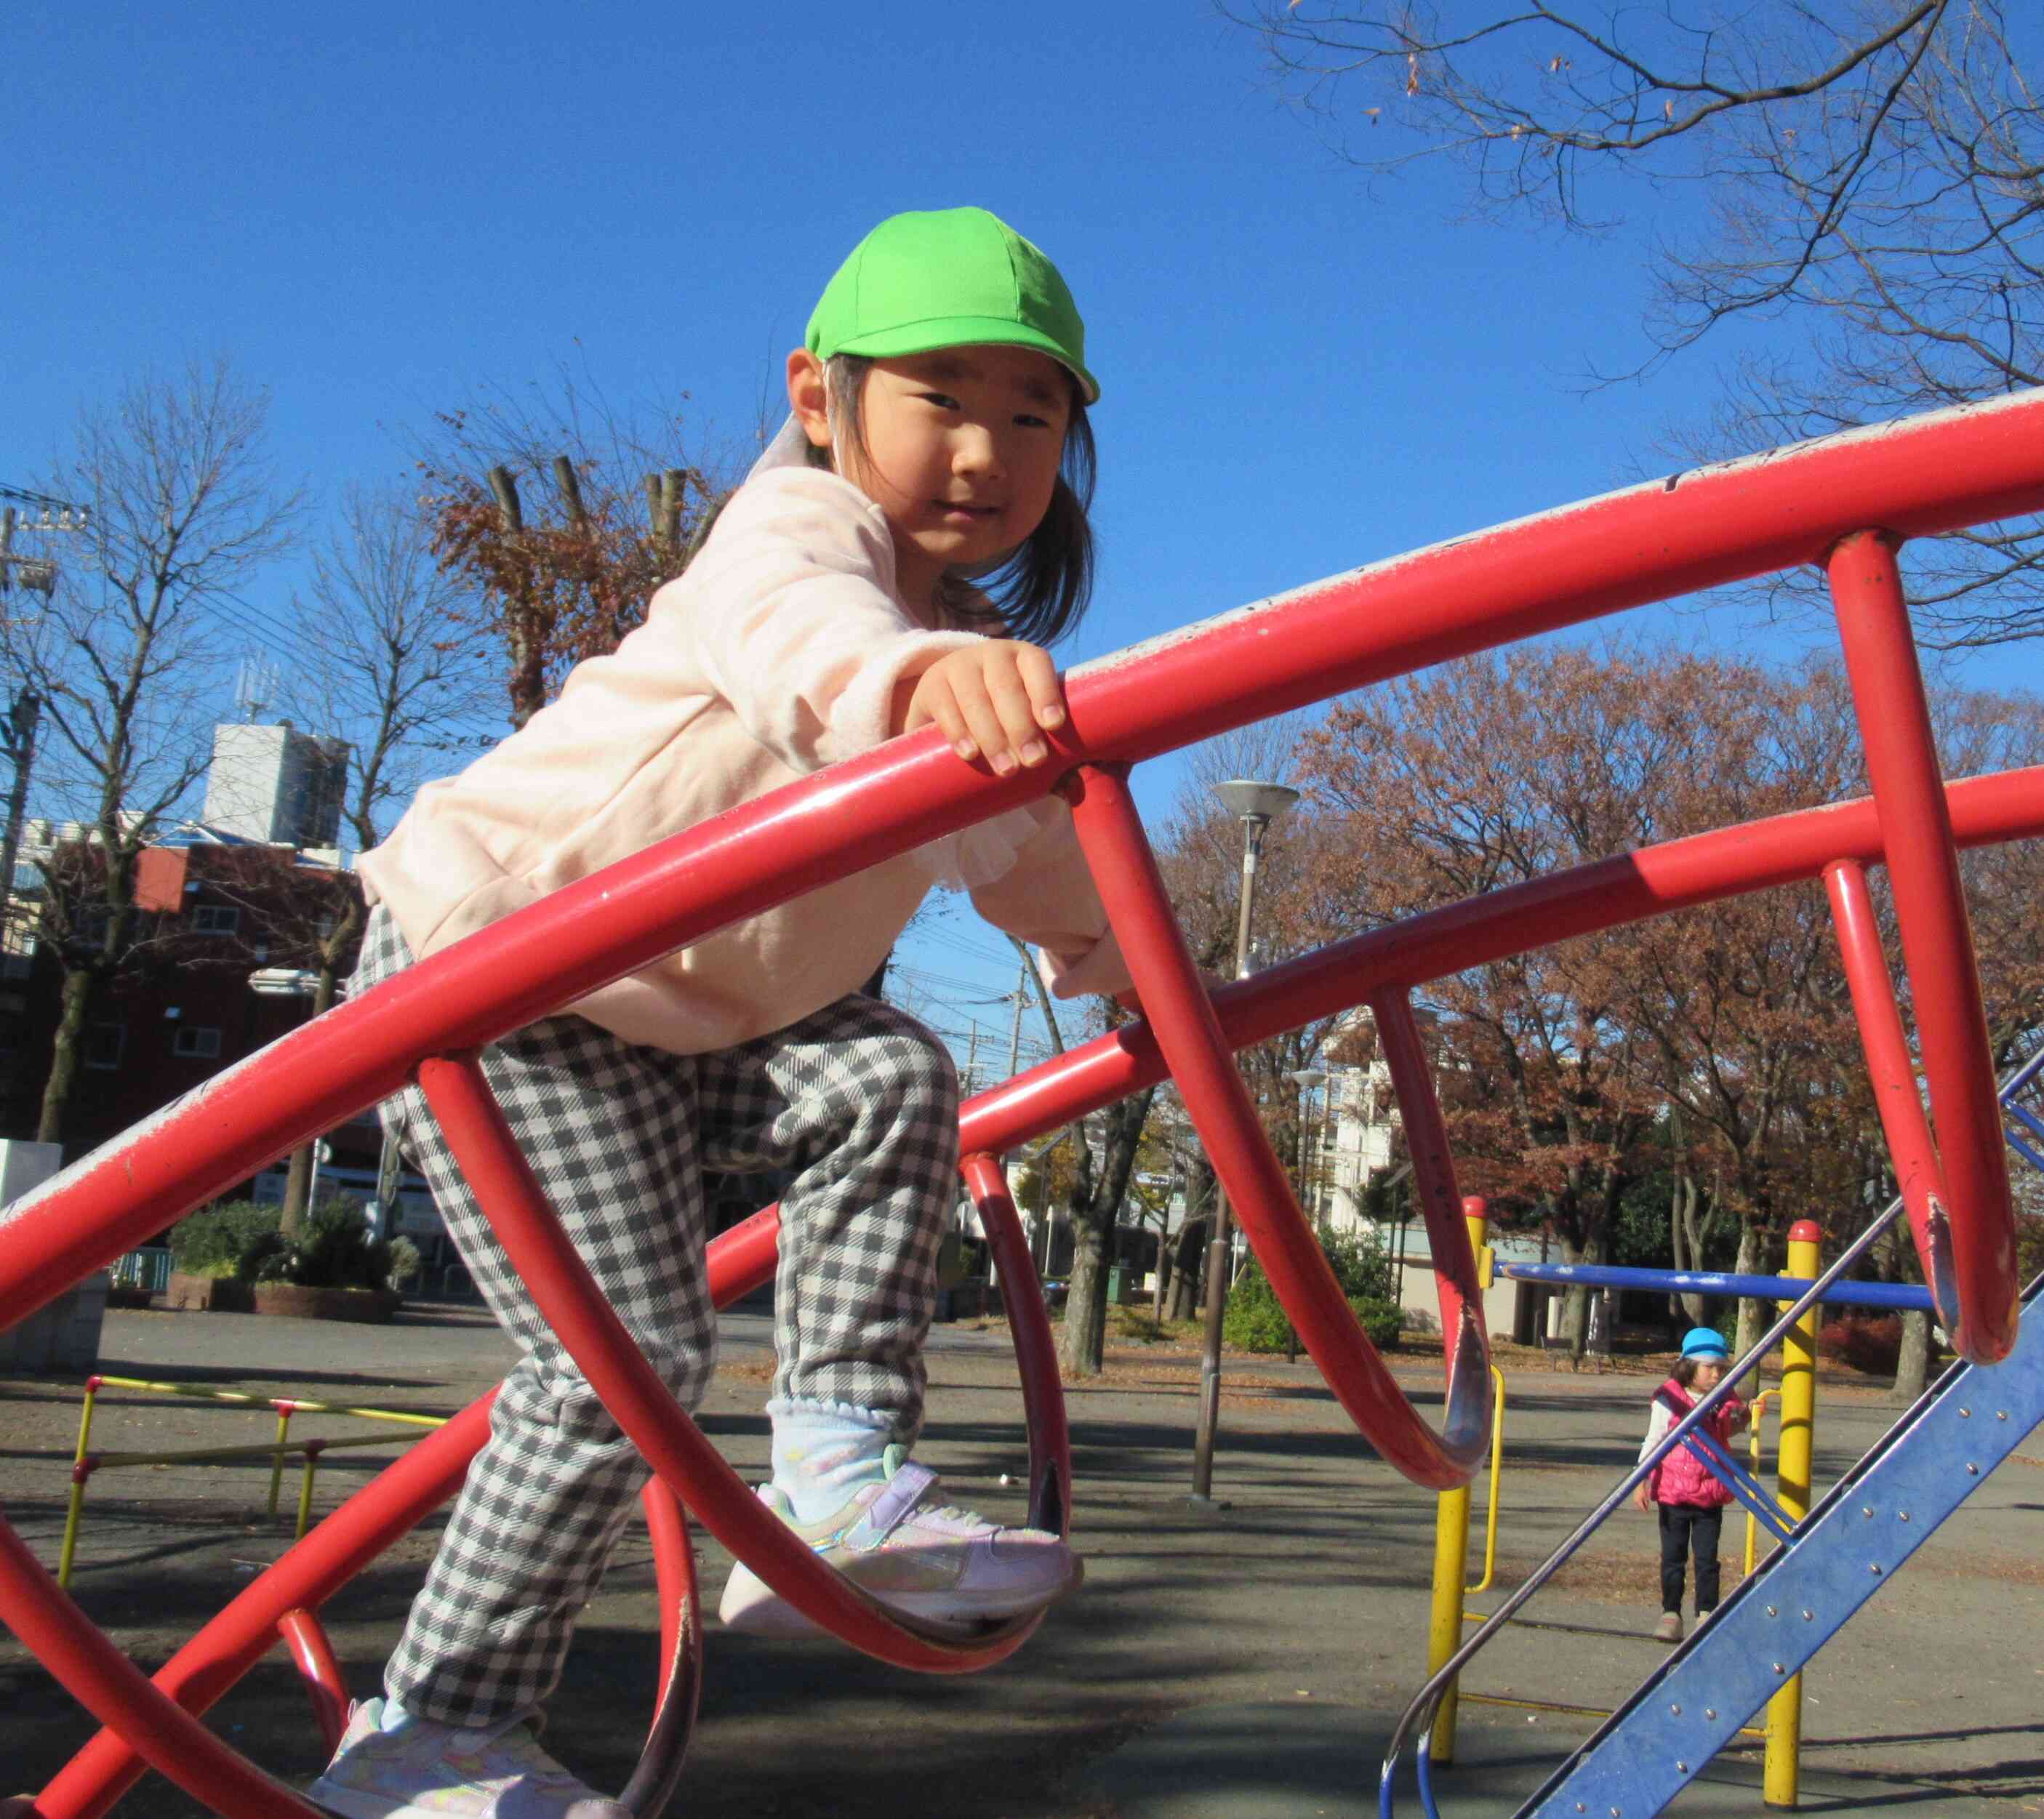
[1653,1610,1683,1643]
[718,1445,1081,1637]
[307,1697,628,1818]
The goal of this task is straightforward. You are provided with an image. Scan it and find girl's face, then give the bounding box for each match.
[1691,1358,1725,1392]
[791,345,1072,605]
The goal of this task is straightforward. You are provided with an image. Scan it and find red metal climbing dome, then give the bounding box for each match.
[5,388,2043,1815]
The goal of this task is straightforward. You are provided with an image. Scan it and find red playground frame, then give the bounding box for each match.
[4,387,2043,1816]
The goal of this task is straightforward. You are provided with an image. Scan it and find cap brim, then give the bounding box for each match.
[829,316,1099,404]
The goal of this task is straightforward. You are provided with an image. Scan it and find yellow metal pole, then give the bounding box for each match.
[57,1376,106,1591]
[295,1443,322,1541]
[1744,1390,1774,1578]
[1765,1221,1821,1808]
[268,1405,294,1519]
[57,1463,91,1590]
[1426,1198,1488,1763]
[1463,1367,1507,1597]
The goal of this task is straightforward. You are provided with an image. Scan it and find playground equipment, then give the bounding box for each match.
[1392,1053,2044,1816]
[4,387,2044,1815]
[55,1378,449,1588]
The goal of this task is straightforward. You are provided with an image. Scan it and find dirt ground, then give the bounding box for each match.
[2,1302,2040,1817]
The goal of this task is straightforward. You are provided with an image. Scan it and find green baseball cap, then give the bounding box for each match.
[806,206,1099,403]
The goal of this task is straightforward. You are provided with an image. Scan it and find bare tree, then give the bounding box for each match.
[223,486,495,1229]
[8,362,300,1149]
[1229,1,2044,642]
[417,368,735,726]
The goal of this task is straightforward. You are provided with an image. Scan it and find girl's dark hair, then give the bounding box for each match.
[813,353,1095,647]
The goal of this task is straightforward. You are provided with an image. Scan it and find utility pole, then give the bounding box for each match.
[0,690,42,952]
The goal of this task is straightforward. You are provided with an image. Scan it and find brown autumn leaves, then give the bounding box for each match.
[1201,641,2044,1290]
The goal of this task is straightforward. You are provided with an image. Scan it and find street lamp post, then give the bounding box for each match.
[1190,778,1299,1508]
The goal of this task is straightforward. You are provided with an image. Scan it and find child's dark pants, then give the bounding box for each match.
[1658,1503,1724,1614]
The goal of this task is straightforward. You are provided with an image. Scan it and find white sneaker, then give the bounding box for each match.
[308,1698,627,1818]
[718,1445,1081,1637]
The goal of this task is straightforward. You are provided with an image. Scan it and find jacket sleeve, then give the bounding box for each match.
[969,799,1133,1000]
[1638,1396,1675,1465]
[676,467,982,773]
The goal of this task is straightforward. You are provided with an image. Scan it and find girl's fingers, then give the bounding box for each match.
[953,670,1017,776]
[1015,643,1065,731]
[983,651,1049,768]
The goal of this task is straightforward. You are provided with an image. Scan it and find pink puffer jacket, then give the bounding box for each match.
[1646,1378,1744,1509]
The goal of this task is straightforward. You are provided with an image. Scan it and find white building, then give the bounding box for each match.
[202,723,350,849]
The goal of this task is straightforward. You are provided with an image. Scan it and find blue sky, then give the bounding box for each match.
[9,1,2038,1064]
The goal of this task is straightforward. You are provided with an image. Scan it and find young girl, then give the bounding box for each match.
[312,206,1132,1819]
[1634,1327,1750,1643]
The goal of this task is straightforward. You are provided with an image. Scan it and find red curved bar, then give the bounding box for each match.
[276,1608,348,1758]
[1828,531,2019,1360]
[1368,992,1488,1380]
[414,1053,1041,1673]
[9,393,2044,1344]
[961,1155,1074,1535]
[1063,764,1490,1490]
[1824,860,1961,1330]
[0,1513,330,1818]
[618,1479,701,1817]
[33,1400,493,1819]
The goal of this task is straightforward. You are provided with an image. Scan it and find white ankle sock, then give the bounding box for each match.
[768,1398,894,1524]
[379,1696,417,1734]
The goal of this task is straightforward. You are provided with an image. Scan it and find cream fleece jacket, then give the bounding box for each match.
[357,463,1131,1055]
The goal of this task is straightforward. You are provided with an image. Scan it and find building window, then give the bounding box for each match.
[172,1026,223,1060]
[190,905,241,935]
[84,1022,125,1070]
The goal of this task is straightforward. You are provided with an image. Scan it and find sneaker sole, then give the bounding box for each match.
[305,1777,425,1819]
[720,1554,1083,1638]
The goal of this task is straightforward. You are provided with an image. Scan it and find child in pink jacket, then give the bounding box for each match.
[1635,1326,1750,1642]
[314,206,1132,1819]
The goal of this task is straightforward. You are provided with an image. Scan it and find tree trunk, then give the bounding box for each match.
[1062,1208,1112,1378]
[36,966,97,1149]
[1557,1229,1603,1365]
[1891,1309,1933,1404]
[1732,1221,1768,1358]
[1667,1154,1707,1323]
[1166,1213,1208,1321]
[1057,1087,1159,1377]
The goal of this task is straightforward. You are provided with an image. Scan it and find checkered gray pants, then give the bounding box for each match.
[351,906,958,1724]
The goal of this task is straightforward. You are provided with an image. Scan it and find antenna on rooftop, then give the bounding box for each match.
[234,657,279,723]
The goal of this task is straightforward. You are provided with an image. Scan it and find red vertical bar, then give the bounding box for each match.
[961,1154,1075,1535]
[1823,860,1960,1328]
[1369,993,1483,1351]
[276,1607,349,1757]
[1062,763,1487,1489]
[1828,531,2017,1361]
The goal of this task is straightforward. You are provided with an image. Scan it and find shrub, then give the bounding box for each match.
[1348,1293,1404,1349]
[169,1202,283,1280]
[1816,1312,1902,1376]
[1222,1230,1403,1354]
[252,1201,396,1293]
[385,1236,422,1296]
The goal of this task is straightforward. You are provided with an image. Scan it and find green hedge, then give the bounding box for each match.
[170,1198,409,1293]
[1222,1230,1402,1353]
